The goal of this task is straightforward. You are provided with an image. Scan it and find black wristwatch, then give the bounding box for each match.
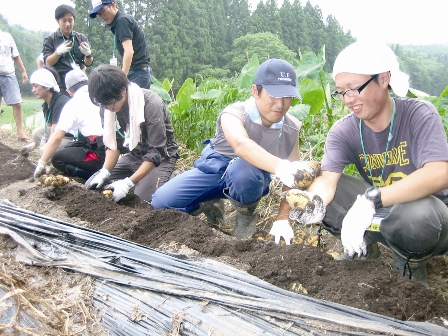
[85,54,93,59]
[365,187,383,209]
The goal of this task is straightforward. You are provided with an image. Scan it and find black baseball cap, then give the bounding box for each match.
[254,58,300,98]
[90,0,114,18]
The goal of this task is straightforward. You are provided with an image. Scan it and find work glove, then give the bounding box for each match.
[269,219,294,245]
[56,40,73,56]
[104,177,135,202]
[34,159,47,178]
[78,42,92,57]
[84,168,110,190]
[341,195,375,258]
[275,160,321,189]
[20,141,37,155]
[281,189,326,224]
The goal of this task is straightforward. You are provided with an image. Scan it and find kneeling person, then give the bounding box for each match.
[85,65,178,202]
[34,69,104,179]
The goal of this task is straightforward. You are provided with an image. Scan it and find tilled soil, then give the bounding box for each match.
[0,133,447,329]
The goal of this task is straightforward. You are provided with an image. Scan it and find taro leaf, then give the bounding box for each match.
[162,78,173,92]
[299,78,325,116]
[236,54,259,90]
[288,103,310,121]
[150,77,171,102]
[295,45,326,83]
[176,78,196,112]
[191,89,221,101]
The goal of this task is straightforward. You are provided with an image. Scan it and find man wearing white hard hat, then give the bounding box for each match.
[299,40,448,287]
[33,69,105,180]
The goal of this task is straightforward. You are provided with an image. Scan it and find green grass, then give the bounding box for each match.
[0,96,42,127]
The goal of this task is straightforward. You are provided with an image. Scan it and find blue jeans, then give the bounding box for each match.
[151,145,271,212]
[127,68,151,89]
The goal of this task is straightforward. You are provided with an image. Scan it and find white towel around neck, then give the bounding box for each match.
[103,82,145,151]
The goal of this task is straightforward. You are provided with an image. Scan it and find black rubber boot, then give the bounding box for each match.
[224,189,259,239]
[65,165,92,180]
[190,199,225,226]
[391,248,431,288]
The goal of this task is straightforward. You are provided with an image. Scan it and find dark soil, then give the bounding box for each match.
[1,139,447,328]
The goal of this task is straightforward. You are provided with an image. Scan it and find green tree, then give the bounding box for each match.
[303,2,326,53]
[225,32,297,73]
[279,0,311,55]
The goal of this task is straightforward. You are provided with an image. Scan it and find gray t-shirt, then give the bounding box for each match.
[322,98,448,196]
[211,101,302,160]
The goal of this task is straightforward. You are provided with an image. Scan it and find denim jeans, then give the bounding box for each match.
[151,144,272,213]
[127,68,151,89]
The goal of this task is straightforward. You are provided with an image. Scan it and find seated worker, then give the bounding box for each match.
[152,58,321,242]
[34,69,104,180]
[43,4,94,95]
[84,65,178,202]
[295,41,448,287]
[22,66,71,155]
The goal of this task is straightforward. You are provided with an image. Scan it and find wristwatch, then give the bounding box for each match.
[365,187,383,209]
[85,54,93,59]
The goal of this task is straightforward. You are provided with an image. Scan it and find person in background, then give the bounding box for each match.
[21,66,71,156]
[89,0,151,89]
[36,53,45,68]
[152,58,321,242]
[43,4,94,95]
[84,65,178,202]
[34,69,104,180]
[299,40,448,287]
[0,29,31,142]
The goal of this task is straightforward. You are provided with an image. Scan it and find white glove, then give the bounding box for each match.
[78,42,92,57]
[56,40,73,56]
[281,190,326,224]
[84,168,110,190]
[34,159,47,178]
[275,160,318,189]
[269,219,294,245]
[104,177,135,202]
[341,195,375,258]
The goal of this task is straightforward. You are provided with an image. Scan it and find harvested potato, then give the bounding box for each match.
[294,161,321,189]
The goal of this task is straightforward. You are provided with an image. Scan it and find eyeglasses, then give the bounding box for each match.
[95,96,122,111]
[331,74,378,100]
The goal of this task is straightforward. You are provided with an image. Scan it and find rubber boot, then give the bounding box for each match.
[391,248,431,288]
[224,189,259,239]
[65,164,93,180]
[190,199,225,226]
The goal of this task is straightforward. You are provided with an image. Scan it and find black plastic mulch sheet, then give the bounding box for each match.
[0,199,447,336]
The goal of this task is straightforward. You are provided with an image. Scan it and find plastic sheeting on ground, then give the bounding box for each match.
[0,199,447,336]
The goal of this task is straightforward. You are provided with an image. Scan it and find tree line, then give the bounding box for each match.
[1,0,448,96]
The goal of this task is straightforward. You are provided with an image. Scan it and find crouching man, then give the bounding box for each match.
[152,58,322,242]
[84,65,178,202]
[296,41,448,287]
[34,69,104,180]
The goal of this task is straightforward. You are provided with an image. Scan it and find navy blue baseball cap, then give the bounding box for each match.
[254,58,300,98]
[90,0,114,18]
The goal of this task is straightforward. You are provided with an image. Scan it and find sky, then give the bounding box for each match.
[0,0,447,46]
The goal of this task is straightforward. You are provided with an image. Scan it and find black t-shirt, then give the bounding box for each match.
[42,29,91,90]
[108,11,150,70]
[43,92,71,126]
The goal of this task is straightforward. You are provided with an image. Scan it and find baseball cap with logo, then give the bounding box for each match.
[90,0,114,18]
[254,58,300,99]
[65,69,88,91]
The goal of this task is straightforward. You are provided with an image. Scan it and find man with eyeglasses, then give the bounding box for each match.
[84,65,178,203]
[297,40,448,287]
[89,0,151,89]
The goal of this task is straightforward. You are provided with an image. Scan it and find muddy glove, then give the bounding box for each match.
[34,159,47,178]
[275,160,321,189]
[341,195,375,258]
[78,42,92,57]
[281,189,326,224]
[269,219,294,245]
[56,40,73,56]
[104,177,135,202]
[84,168,110,190]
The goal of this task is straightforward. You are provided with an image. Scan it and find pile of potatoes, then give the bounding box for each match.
[34,174,70,187]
